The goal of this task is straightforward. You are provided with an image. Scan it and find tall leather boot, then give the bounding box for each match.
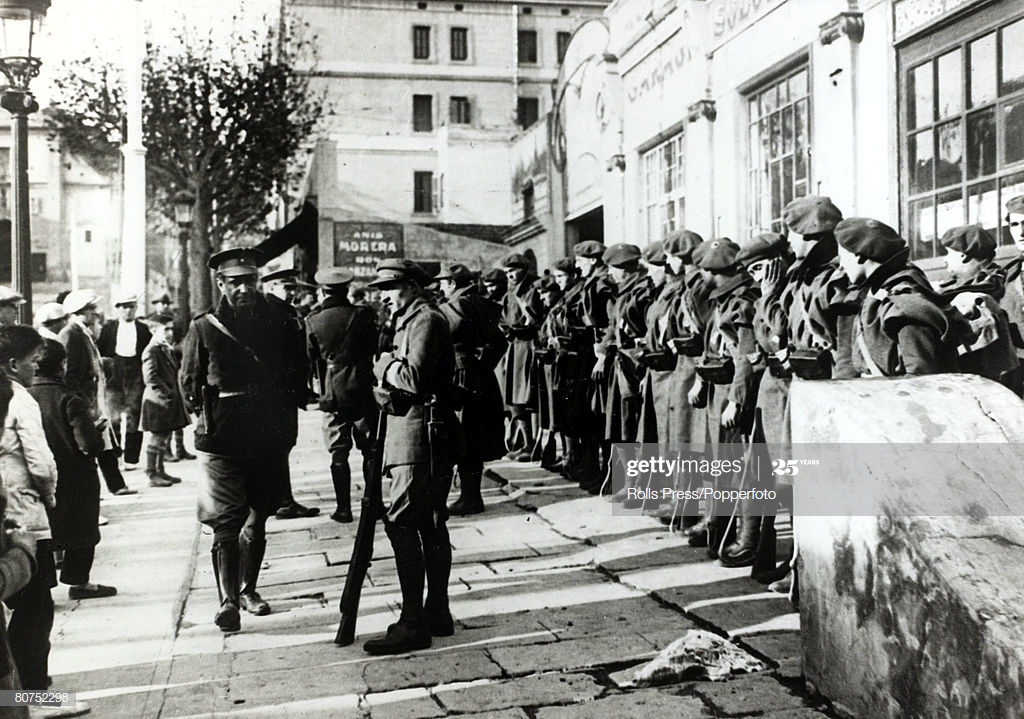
[421,524,454,637]
[364,525,431,655]
[147,450,172,487]
[124,431,144,466]
[212,543,241,632]
[331,462,353,523]
[174,430,197,460]
[157,451,181,484]
[239,535,271,616]
[751,514,778,580]
[719,511,762,568]
[706,514,735,560]
[449,465,484,516]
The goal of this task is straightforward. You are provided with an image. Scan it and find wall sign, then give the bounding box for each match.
[892,0,984,40]
[707,0,785,49]
[333,222,404,279]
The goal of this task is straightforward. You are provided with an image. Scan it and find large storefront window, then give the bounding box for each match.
[747,66,811,236]
[902,12,1024,259]
[642,133,685,242]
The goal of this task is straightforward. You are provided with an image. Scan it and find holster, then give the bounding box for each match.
[788,348,832,381]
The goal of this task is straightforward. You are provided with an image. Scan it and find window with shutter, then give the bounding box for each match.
[451,27,468,61]
[413,95,433,132]
[413,25,431,59]
[518,30,537,64]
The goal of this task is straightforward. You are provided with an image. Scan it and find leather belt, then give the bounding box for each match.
[217,384,261,398]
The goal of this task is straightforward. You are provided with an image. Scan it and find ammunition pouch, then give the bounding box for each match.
[788,348,832,381]
[670,333,704,357]
[695,357,735,385]
[765,353,793,379]
[534,347,556,364]
[641,350,677,371]
[373,386,421,417]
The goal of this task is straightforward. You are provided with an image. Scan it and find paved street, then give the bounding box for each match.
[47,410,837,718]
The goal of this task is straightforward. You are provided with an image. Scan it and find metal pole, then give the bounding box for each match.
[121,0,147,299]
[2,88,36,323]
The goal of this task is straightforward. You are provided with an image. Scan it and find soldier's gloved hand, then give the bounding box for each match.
[373,352,395,381]
[721,401,739,429]
[688,380,707,408]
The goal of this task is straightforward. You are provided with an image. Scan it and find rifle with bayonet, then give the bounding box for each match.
[334,409,387,646]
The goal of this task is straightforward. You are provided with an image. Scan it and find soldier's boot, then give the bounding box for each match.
[174,430,197,460]
[448,466,484,516]
[750,514,778,580]
[239,535,271,616]
[147,450,173,488]
[719,509,762,568]
[156,452,181,484]
[365,525,431,655]
[539,431,560,470]
[685,515,711,546]
[549,435,574,476]
[212,543,241,632]
[706,514,736,561]
[421,524,454,637]
[330,462,353,523]
[124,431,144,466]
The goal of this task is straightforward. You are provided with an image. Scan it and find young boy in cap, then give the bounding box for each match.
[140,314,188,487]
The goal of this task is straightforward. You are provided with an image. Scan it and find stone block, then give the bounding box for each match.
[488,633,659,675]
[739,632,803,665]
[533,690,706,719]
[436,672,603,713]
[365,689,446,718]
[689,674,807,716]
[228,664,368,707]
[362,649,504,692]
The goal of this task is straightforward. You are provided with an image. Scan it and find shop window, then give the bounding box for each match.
[517,97,539,129]
[902,13,1024,258]
[413,25,431,59]
[557,31,571,64]
[414,171,434,213]
[747,66,810,236]
[642,132,685,242]
[413,94,433,132]
[451,27,468,61]
[450,96,471,125]
[518,30,538,64]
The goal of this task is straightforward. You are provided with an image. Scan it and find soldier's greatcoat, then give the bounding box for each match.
[499,276,545,408]
[637,273,687,444]
[600,270,654,442]
[306,296,379,421]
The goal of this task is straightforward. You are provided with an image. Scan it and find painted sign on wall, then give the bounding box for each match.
[893,0,984,40]
[333,222,404,278]
[707,0,785,49]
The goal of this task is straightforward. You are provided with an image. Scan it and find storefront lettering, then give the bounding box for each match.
[626,43,693,103]
[893,0,979,39]
[333,222,404,278]
[709,0,784,44]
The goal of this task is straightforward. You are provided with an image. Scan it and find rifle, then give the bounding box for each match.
[334,409,387,646]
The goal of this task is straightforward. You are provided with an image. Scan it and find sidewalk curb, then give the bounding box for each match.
[172,516,202,638]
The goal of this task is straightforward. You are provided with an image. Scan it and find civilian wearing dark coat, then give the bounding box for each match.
[140,340,189,434]
[97,318,152,464]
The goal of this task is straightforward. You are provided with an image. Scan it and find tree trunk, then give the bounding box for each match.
[188,186,214,313]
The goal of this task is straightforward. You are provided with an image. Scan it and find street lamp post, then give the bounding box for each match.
[0,0,49,325]
[173,192,194,336]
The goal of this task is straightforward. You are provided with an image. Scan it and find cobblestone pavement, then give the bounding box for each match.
[47,411,842,718]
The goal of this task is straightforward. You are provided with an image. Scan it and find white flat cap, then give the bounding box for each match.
[35,302,68,325]
[63,289,101,315]
[0,285,25,306]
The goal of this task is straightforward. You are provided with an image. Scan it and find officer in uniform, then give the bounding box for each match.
[363,259,458,655]
[306,267,380,523]
[836,218,969,376]
[498,254,544,459]
[179,248,310,632]
[437,263,506,516]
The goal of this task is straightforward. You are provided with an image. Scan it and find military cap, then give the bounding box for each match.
[436,263,477,283]
[737,232,788,266]
[0,285,25,307]
[501,253,530,269]
[1006,195,1024,215]
[693,238,740,272]
[261,268,298,283]
[642,241,666,266]
[602,243,642,268]
[940,225,996,260]
[481,268,507,285]
[573,240,605,259]
[552,257,576,275]
[835,218,906,261]
[366,258,432,288]
[664,230,704,259]
[151,293,173,305]
[62,289,101,314]
[34,302,67,325]
[314,267,356,288]
[784,196,843,236]
[536,275,560,293]
[208,247,262,277]
[113,291,139,307]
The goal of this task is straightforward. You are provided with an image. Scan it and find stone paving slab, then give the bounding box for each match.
[687,594,796,635]
[457,709,531,719]
[364,689,446,718]
[526,596,688,639]
[227,663,369,708]
[654,577,767,610]
[435,672,604,713]
[362,648,504,692]
[80,688,166,719]
[487,633,659,675]
[678,674,810,717]
[533,690,707,719]
[740,631,803,665]
[762,709,833,718]
[601,544,711,574]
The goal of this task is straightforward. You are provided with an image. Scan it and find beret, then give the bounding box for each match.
[664,229,704,259]
[536,275,561,293]
[1006,194,1024,215]
[642,241,666,266]
[501,253,530,269]
[553,257,576,274]
[737,232,788,266]
[693,238,741,272]
[835,218,906,261]
[366,258,432,288]
[481,268,507,284]
[940,225,996,260]
[0,285,26,307]
[208,247,262,276]
[784,196,843,236]
[261,268,298,283]
[62,289,101,314]
[603,243,642,268]
[34,302,66,324]
[573,240,605,259]
[314,267,356,287]
[435,263,478,284]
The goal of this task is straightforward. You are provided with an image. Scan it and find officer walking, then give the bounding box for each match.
[306,268,380,524]
[179,248,310,633]
[363,259,458,655]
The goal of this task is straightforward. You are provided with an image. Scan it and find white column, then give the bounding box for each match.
[120,0,147,297]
